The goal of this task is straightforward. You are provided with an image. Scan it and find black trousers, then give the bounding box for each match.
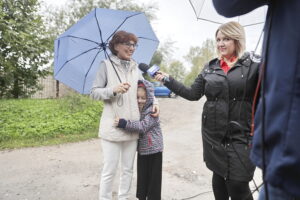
[136,152,162,200]
[212,172,253,200]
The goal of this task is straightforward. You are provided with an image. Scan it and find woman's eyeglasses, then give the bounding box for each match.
[121,42,138,48]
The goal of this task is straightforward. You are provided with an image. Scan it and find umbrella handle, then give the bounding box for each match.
[112,95,124,118]
[112,99,119,118]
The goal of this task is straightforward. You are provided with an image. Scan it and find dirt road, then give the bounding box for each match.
[0,97,262,200]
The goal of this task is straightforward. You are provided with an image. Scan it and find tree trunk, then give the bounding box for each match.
[56,80,59,98]
[12,79,19,99]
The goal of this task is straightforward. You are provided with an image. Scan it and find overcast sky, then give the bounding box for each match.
[46,0,266,66]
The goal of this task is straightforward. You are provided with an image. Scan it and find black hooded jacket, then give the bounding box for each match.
[165,52,260,181]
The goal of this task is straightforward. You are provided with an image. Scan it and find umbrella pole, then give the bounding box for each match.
[105,50,122,83]
[254,27,264,54]
[103,51,124,116]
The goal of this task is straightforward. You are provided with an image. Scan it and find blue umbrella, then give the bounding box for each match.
[54,8,159,94]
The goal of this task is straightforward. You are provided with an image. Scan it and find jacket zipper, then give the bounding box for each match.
[214,67,230,142]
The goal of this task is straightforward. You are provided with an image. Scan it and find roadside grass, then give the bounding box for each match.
[0,94,103,150]
[1,129,98,149]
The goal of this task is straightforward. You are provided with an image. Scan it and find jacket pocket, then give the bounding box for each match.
[202,102,217,132]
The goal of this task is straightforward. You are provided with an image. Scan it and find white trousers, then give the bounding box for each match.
[99,139,137,200]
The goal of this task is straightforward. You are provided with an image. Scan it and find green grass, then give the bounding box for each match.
[1,129,98,149]
[0,94,103,150]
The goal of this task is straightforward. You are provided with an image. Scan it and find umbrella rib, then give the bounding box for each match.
[94,8,105,46]
[54,47,99,77]
[197,17,264,27]
[188,0,198,19]
[243,21,265,27]
[60,35,99,45]
[198,0,206,17]
[91,9,122,83]
[138,36,159,42]
[196,17,223,25]
[105,12,142,43]
[82,49,103,93]
[254,26,265,53]
[104,51,122,83]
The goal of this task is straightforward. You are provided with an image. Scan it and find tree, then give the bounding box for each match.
[184,39,216,86]
[0,0,51,98]
[168,60,186,82]
[144,39,176,82]
[149,39,176,71]
[149,51,163,67]
[153,39,175,65]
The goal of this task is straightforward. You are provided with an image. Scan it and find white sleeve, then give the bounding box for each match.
[138,69,145,80]
[90,61,115,100]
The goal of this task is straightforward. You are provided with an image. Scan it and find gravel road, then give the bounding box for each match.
[0,97,262,200]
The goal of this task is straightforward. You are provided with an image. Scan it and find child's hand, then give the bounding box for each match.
[151,104,160,117]
[114,117,120,127]
[114,117,127,128]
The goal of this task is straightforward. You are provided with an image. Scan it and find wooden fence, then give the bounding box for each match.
[31,75,75,99]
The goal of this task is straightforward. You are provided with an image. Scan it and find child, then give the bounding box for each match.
[115,79,163,200]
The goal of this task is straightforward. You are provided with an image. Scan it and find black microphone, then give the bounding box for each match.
[138,63,169,82]
[138,63,152,75]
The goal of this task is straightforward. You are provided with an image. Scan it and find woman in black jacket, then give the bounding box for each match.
[155,21,260,200]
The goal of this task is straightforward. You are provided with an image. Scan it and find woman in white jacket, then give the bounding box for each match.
[91,30,159,200]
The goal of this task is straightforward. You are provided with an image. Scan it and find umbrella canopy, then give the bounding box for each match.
[189,0,267,53]
[189,0,267,27]
[54,8,159,94]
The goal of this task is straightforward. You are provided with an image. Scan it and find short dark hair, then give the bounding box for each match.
[109,30,138,55]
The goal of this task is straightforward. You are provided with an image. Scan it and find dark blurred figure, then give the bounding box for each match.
[212,0,300,199]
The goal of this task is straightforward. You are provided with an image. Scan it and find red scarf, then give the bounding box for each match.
[220,56,237,74]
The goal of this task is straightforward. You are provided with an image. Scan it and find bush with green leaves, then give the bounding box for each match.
[0,94,103,147]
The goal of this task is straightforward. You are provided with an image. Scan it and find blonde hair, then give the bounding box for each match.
[215,21,246,58]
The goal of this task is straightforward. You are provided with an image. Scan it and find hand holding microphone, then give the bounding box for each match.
[154,71,169,82]
[138,63,170,82]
